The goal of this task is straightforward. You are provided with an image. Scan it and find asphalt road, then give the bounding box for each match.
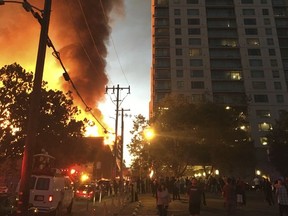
[69,190,279,216]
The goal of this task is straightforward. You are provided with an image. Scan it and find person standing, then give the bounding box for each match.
[151,179,158,197]
[156,183,171,216]
[173,179,181,200]
[222,177,237,215]
[275,178,288,216]
[263,178,274,206]
[187,178,205,216]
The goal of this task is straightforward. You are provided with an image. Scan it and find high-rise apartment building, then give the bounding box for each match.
[150,0,288,174]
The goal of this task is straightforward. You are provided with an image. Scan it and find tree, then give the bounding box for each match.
[149,96,255,177]
[127,114,151,177]
[0,63,89,167]
[267,111,288,177]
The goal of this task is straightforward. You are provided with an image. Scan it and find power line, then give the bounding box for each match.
[27,5,110,134]
[99,0,130,85]
[106,85,130,178]
[65,0,114,86]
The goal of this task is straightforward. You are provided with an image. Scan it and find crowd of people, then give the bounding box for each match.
[131,175,288,216]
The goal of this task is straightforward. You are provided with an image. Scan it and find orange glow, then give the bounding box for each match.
[0,0,123,139]
[84,125,99,137]
[104,133,115,146]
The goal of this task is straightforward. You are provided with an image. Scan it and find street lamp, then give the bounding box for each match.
[144,127,155,141]
[1,0,52,214]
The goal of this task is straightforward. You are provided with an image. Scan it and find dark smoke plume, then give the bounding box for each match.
[51,0,124,107]
[0,0,124,130]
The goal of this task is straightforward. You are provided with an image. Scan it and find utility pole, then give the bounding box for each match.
[17,0,52,215]
[120,108,130,189]
[106,85,130,179]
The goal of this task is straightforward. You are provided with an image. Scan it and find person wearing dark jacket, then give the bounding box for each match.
[187,178,205,216]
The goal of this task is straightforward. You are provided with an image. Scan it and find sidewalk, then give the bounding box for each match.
[117,191,279,216]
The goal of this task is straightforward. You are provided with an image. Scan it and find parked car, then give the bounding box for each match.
[17,170,74,215]
[75,184,99,201]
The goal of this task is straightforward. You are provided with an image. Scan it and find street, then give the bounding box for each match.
[67,190,279,216]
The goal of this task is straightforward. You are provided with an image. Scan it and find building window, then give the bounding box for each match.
[156,80,171,90]
[248,49,261,56]
[251,70,264,78]
[187,0,198,3]
[156,69,171,79]
[254,94,269,103]
[267,38,274,45]
[242,9,255,15]
[256,110,271,118]
[190,59,203,67]
[187,9,199,16]
[191,81,204,89]
[175,38,182,45]
[175,28,182,35]
[260,137,268,145]
[258,122,272,131]
[247,38,260,46]
[276,95,284,103]
[244,18,257,25]
[261,0,267,3]
[188,19,200,25]
[156,38,169,46]
[241,0,253,3]
[270,59,278,67]
[265,28,272,35]
[249,59,263,67]
[176,59,183,66]
[272,70,280,78]
[189,48,201,57]
[156,59,170,67]
[269,49,276,56]
[264,18,271,25]
[188,28,201,35]
[155,18,169,26]
[156,48,169,57]
[188,38,201,45]
[190,70,204,78]
[174,9,181,16]
[245,28,258,35]
[262,9,269,15]
[176,48,183,56]
[175,19,181,25]
[177,81,184,89]
[274,82,282,90]
[176,70,183,78]
[252,81,266,89]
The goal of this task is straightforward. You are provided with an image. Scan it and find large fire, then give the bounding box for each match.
[0,0,124,138]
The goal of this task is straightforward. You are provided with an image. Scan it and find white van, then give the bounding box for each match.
[17,153,74,215]
[27,173,74,215]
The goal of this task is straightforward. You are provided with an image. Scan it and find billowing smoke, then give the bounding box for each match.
[0,0,124,130]
[51,0,124,106]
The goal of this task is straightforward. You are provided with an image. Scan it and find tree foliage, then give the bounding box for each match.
[267,111,288,177]
[149,96,255,177]
[127,114,151,176]
[0,63,91,167]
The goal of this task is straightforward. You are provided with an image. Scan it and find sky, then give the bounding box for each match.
[0,0,151,166]
[103,0,151,165]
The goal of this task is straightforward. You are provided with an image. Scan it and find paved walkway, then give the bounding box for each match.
[118,191,279,216]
